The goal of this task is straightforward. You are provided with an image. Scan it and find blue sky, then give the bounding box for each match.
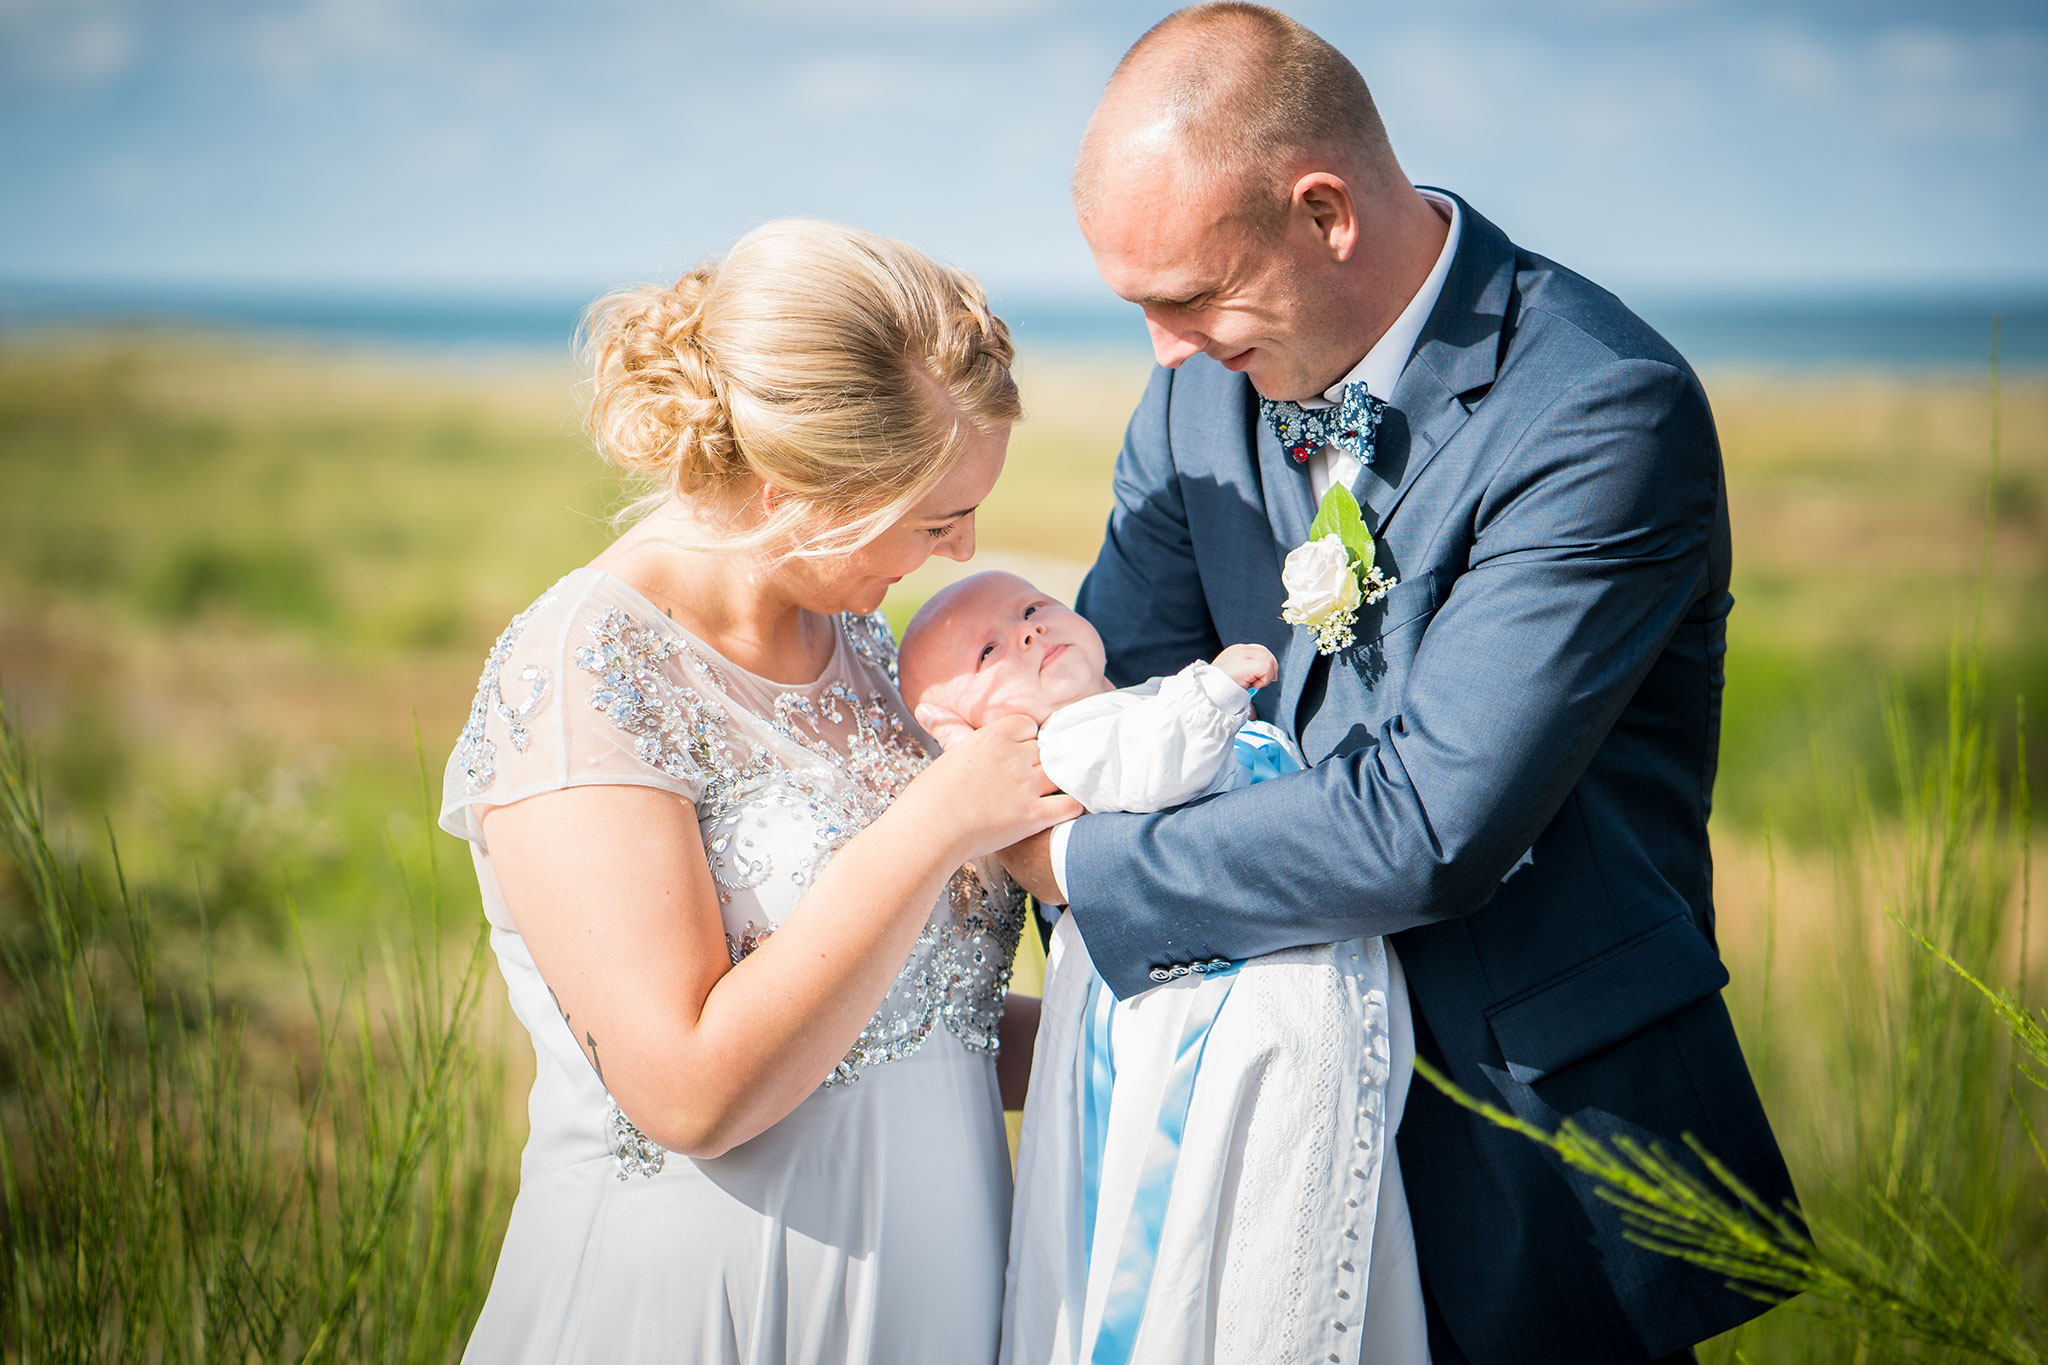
[2,0,2043,303]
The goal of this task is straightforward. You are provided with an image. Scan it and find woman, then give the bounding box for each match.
[438,219,1080,1363]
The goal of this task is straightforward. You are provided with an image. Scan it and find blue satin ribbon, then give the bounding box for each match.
[1080,972,1115,1282]
[1074,726,1301,1363]
[1233,723,1299,786]
[1081,962,1238,1364]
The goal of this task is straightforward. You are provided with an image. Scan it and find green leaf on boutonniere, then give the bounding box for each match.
[1307,483,1376,575]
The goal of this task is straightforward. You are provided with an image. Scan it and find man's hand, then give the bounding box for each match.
[998,825,1065,904]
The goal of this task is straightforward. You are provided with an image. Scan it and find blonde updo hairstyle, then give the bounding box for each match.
[584,219,1022,558]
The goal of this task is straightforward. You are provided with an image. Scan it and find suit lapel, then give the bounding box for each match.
[1251,399,1324,737]
[1276,194,1519,740]
[1352,194,1518,538]
[1254,401,1316,551]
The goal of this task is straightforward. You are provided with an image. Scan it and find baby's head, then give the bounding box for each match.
[900,572,1115,731]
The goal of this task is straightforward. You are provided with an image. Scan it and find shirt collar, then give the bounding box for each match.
[1309,189,1461,408]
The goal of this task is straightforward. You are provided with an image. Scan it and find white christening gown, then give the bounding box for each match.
[440,568,1026,1364]
[1004,662,1423,1365]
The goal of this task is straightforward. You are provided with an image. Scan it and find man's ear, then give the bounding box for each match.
[1291,172,1359,262]
[913,701,974,748]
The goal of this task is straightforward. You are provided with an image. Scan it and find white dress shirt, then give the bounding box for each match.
[1308,190,1462,503]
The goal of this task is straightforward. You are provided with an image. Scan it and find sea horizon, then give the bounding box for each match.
[2,279,2043,373]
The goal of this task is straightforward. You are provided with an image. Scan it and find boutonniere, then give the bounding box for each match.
[1280,485,1395,655]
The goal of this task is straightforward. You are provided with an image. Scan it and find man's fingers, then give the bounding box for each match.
[1040,794,1086,824]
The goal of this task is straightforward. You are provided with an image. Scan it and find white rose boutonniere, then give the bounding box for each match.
[1281,485,1395,655]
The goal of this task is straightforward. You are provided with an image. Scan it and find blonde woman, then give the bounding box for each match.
[438,220,1079,1363]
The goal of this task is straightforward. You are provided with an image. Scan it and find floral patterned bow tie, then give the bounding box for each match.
[1260,382,1387,468]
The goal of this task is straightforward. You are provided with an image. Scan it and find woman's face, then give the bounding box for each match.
[782,422,1010,617]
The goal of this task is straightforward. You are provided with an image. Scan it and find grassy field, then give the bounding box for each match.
[1,332,2044,1359]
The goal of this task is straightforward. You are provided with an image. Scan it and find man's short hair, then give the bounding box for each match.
[1075,3,1394,222]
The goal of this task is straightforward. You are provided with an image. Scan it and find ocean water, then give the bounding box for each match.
[2,282,2043,372]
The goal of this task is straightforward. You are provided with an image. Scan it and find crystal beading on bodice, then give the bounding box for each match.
[446,569,1027,1105]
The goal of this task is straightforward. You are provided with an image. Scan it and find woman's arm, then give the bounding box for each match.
[482,714,1079,1159]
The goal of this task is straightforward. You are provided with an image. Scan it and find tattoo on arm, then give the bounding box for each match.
[547,984,606,1088]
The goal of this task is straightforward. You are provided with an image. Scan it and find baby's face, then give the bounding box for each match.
[900,572,1112,729]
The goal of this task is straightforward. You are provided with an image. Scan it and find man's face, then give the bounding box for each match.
[902,573,1112,729]
[1080,155,1353,402]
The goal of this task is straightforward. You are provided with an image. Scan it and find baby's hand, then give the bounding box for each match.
[1213,642,1279,692]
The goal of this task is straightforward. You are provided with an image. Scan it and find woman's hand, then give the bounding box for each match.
[902,710,1083,864]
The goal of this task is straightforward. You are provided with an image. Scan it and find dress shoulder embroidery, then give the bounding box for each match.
[840,609,900,685]
[456,589,558,794]
[574,606,775,813]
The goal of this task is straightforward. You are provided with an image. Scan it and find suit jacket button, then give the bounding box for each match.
[1149,967,1171,982]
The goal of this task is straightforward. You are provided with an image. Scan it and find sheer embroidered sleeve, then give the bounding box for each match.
[439,570,720,849]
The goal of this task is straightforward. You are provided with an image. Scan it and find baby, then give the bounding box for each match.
[898,570,1288,814]
[900,572,1418,1365]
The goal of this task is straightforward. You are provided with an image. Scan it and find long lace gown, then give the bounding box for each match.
[438,567,1028,1364]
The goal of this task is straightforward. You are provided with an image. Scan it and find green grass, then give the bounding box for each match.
[0,337,616,657]
[0,699,517,1362]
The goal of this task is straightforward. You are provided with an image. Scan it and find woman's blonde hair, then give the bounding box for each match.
[582,219,1022,557]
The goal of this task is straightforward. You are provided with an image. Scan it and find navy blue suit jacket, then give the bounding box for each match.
[1064,195,1794,1362]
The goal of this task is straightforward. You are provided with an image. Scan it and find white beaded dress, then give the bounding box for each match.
[439,567,1027,1365]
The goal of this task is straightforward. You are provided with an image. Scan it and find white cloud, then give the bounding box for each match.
[1868,26,2041,140]
[786,52,922,116]
[722,0,1067,25]
[1756,30,1844,99]
[236,0,452,85]
[0,1,138,89]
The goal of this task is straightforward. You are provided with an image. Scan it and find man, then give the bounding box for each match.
[1000,5,1795,1362]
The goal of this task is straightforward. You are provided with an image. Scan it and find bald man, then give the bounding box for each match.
[1003,5,1794,1363]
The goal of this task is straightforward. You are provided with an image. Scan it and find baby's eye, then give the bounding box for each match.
[977,643,996,665]
[1022,603,1039,619]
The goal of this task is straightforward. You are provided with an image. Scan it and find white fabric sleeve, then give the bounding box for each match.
[1037,660,1252,815]
[1048,818,1075,904]
[438,574,706,851]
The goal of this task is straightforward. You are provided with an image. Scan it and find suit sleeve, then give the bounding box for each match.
[1073,364,1226,687]
[1065,358,1722,998]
